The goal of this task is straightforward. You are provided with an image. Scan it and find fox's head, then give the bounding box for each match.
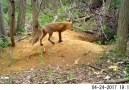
[66,22,74,30]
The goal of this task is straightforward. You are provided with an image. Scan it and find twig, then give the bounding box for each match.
[74,15,93,23]
[87,64,109,74]
[98,14,109,41]
[62,78,77,83]
[88,64,102,70]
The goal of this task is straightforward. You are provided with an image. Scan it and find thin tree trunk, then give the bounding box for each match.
[31,0,39,38]
[0,0,7,41]
[116,0,129,55]
[52,0,57,11]
[17,0,27,32]
[42,0,49,9]
[9,0,15,47]
[7,0,11,27]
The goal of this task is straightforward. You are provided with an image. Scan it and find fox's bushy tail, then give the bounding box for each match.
[31,30,41,45]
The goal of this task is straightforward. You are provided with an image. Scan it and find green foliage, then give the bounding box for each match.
[126,64,129,73]
[107,31,116,42]
[102,25,106,30]
[2,0,8,13]
[38,51,45,66]
[26,12,32,22]
[17,26,25,32]
[120,57,129,63]
[116,0,120,7]
[96,41,102,45]
[97,59,103,65]
[75,22,87,31]
[97,51,107,65]
[107,54,115,62]
[85,72,92,77]
[0,39,9,48]
[38,13,53,26]
[26,2,32,22]
[68,73,75,79]
[1,77,12,84]
[46,70,52,78]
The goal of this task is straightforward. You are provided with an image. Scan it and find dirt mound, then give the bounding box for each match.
[0,30,104,75]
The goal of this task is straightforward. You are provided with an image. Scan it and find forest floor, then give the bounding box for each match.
[0,30,111,84]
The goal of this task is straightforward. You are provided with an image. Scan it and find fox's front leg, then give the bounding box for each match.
[58,31,63,43]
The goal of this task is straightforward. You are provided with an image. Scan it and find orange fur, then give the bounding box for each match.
[33,22,73,46]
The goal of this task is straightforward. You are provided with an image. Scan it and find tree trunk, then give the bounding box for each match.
[17,0,27,33]
[31,0,39,38]
[116,0,129,55]
[9,0,15,47]
[0,0,7,41]
[7,0,11,27]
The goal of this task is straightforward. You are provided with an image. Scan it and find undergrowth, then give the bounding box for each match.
[97,45,129,79]
[0,40,9,48]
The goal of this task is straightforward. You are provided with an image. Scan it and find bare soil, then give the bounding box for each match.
[0,30,107,83]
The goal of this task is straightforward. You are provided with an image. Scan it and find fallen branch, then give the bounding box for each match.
[74,14,93,23]
[104,78,129,84]
[15,34,31,42]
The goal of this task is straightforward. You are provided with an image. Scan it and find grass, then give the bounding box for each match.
[68,73,75,79]
[38,51,45,66]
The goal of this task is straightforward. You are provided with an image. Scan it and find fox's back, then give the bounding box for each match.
[43,22,73,32]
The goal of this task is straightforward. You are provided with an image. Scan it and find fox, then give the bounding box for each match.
[32,22,73,46]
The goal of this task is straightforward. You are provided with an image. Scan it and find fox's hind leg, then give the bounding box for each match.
[58,31,63,43]
[48,31,55,44]
[40,30,47,46]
